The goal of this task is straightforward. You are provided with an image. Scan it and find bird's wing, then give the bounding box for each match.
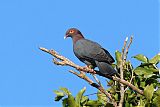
[95,61,117,75]
[75,39,114,64]
[101,48,115,63]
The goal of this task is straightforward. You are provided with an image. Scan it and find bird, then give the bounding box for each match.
[64,28,117,76]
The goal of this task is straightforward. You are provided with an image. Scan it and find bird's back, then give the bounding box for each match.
[73,39,114,64]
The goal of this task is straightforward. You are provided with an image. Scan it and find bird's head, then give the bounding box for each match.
[64,28,84,39]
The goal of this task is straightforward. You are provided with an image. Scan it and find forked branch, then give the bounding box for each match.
[39,46,143,96]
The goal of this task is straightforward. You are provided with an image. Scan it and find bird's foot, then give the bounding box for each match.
[83,65,94,69]
[82,65,95,73]
[83,65,89,68]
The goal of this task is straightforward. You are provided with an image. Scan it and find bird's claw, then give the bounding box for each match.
[82,65,95,73]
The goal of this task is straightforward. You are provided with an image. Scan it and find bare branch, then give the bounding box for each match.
[119,37,128,107]
[112,76,143,95]
[92,74,101,86]
[40,47,96,74]
[39,47,144,96]
[95,70,143,95]
[119,36,134,107]
[124,36,133,61]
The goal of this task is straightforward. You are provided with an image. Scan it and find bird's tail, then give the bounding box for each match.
[95,61,117,76]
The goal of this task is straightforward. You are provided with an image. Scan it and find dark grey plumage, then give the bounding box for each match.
[65,28,117,76]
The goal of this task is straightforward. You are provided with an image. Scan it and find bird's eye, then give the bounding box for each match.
[69,30,74,34]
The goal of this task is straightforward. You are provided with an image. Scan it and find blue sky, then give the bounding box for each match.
[0,0,159,106]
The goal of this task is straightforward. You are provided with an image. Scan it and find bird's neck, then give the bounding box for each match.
[72,34,84,44]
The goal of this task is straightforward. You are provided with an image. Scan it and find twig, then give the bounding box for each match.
[119,37,128,107]
[95,70,143,95]
[122,37,128,59]
[84,92,98,96]
[112,76,143,95]
[124,69,134,92]
[124,36,133,61]
[125,57,134,92]
[91,74,111,102]
[92,74,102,86]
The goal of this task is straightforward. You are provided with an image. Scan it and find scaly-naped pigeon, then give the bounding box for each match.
[64,28,116,76]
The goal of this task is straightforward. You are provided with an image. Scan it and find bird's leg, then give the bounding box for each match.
[88,65,94,69]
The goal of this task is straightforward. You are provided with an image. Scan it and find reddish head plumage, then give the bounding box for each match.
[64,28,84,43]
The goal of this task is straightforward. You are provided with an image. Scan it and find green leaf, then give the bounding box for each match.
[157,96,160,107]
[107,80,114,86]
[153,96,160,107]
[54,90,65,101]
[54,90,65,96]
[75,87,86,107]
[138,99,145,106]
[58,87,78,107]
[62,98,68,107]
[126,61,133,70]
[155,89,160,96]
[140,82,145,89]
[148,68,159,73]
[149,53,160,64]
[132,54,148,63]
[67,94,78,107]
[114,93,118,101]
[115,50,122,67]
[125,102,130,107]
[111,63,116,68]
[126,90,132,95]
[97,91,107,105]
[81,96,89,105]
[144,84,154,101]
[127,93,136,102]
[60,87,71,95]
[139,62,154,67]
[133,67,154,78]
[109,87,116,94]
[85,100,103,106]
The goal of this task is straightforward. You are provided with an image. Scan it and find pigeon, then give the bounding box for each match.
[64,28,117,76]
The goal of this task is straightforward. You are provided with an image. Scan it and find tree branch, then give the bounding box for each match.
[39,47,144,95]
[39,46,144,106]
[39,47,117,106]
[40,47,96,74]
[119,36,134,107]
[124,36,133,61]
[94,70,143,95]
[119,37,128,107]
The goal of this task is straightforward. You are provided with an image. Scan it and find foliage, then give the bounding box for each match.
[54,53,160,107]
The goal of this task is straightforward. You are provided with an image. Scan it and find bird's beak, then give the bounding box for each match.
[64,34,70,39]
[64,35,67,39]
